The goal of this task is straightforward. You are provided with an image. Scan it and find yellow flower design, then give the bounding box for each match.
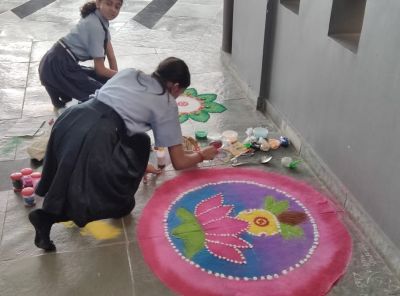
[236,209,280,236]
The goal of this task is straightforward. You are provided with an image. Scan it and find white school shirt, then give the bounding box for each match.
[95,68,183,148]
[63,9,110,61]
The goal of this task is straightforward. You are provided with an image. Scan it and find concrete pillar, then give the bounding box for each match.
[222,0,234,53]
[257,0,278,112]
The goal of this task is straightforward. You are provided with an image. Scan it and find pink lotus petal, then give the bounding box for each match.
[202,217,249,235]
[206,241,246,263]
[194,193,223,216]
[196,205,233,225]
[205,234,252,249]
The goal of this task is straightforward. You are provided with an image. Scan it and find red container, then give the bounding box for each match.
[10,172,23,192]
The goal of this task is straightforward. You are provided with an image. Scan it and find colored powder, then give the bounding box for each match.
[79,220,122,240]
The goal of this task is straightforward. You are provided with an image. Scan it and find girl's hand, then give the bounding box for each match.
[146,163,162,174]
[199,146,218,161]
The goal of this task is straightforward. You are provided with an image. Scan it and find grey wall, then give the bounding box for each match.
[231,0,400,248]
[231,0,267,101]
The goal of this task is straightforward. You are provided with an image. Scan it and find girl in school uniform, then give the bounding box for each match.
[39,0,122,108]
[29,57,219,251]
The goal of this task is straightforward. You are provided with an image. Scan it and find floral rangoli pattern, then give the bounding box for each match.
[177,88,227,123]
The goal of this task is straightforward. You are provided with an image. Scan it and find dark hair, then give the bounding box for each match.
[152,57,191,95]
[80,1,97,18]
[80,0,124,18]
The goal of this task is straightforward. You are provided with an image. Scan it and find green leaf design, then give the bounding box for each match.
[171,208,205,258]
[203,102,227,113]
[264,196,289,215]
[197,93,217,103]
[189,110,210,122]
[280,223,304,239]
[179,113,189,123]
[184,88,198,97]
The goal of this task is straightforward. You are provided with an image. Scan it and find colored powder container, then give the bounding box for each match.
[10,172,23,192]
[195,130,208,140]
[279,136,290,147]
[209,140,223,149]
[21,187,36,207]
[21,168,34,188]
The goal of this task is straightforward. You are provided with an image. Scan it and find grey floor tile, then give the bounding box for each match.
[0,191,126,261]
[0,244,134,296]
[165,3,222,19]
[0,88,24,120]
[128,242,177,296]
[0,62,28,88]
[0,38,32,63]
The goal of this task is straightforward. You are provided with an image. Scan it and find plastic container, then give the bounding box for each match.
[156,148,166,169]
[253,127,269,139]
[207,132,222,141]
[209,140,223,149]
[195,130,208,140]
[222,130,238,143]
[21,187,36,207]
[20,168,33,188]
[10,172,23,192]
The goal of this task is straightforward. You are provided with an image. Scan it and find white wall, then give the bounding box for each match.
[231,0,268,103]
[231,0,400,249]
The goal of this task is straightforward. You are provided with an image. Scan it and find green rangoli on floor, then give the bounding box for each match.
[177,88,227,123]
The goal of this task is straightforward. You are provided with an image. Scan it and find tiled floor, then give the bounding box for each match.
[0,0,399,295]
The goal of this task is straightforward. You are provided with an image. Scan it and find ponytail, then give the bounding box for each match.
[152,57,191,95]
[80,1,97,18]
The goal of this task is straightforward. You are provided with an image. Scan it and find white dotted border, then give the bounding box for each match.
[163,180,319,281]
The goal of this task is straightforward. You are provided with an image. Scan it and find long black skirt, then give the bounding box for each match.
[39,42,108,105]
[36,99,150,227]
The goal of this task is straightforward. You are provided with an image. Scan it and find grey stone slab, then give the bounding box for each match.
[116,28,201,51]
[120,0,152,14]
[0,191,8,242]
[153,16,212,37]
[0,38,32,63]
[197,23,223,53]
[26,61,40,87]
[24,2,79,23]
[0,137,20,161]
[190,71,247,101]
[133,0,177,29]
[12,0,56,19]
[128,242,177,296]
[30,40,53,62]
[165,3,222,19]
[0,0,27,13]
[0,244,134,296]
[0,88,24,119]
[0,62,28,88]
[113,44,156,58]
[22,87,54,117]
[156,49,224,74]
[329,218,400,295]
[0,20,72,41]
[117,53,160,73]
[0,191,126,261]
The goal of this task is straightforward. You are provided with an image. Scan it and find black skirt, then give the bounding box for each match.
[36,99,150,227]
[39,42,108,102]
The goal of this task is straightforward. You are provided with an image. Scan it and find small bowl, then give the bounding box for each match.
[222,130,238,143]
[195,130,208,140]
[253,127,268,139]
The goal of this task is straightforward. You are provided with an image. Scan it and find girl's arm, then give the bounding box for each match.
[168,144,218,170]
[93,41,118,78]
[106,41,118,71]
[94,57,117,78]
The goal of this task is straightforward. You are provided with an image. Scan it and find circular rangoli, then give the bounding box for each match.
[137,168,352,296]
